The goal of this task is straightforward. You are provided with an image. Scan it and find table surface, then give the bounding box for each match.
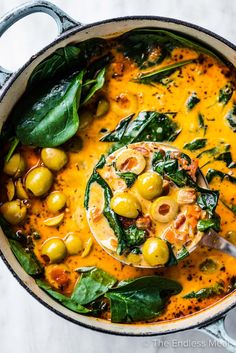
[0,1,236,352]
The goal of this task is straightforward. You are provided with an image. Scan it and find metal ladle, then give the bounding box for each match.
[87,142,236,268]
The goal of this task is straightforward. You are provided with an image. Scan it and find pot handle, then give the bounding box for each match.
[0,0,80,89]
[198,315,236,352]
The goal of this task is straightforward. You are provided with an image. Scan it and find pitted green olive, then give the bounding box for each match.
[41,238,67,263]
[115,148,146,175]
[0,200,27,225]
[46,191,67,213]
[142,237,169,266]
[65,233,83,255]
[150,196,178,223]
[136,172,163,200]
[110,192,141,218]
[3,153,26,177]
[41,148,68,171]
[25,167,53,197]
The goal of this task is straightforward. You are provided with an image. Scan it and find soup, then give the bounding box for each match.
[0,29,236,323]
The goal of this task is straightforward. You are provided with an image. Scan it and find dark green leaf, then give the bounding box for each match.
[226,103,236,131]
[15,72,83,147]
[28,46,81,86]
[220,198,236,215]
[176,247,189,261]
[183,282,224,299]
[36,279,90,314]
[206,169,236,184]
[198,113,207,135]
[71,267,116,305]
[199,259,218,273]
[197,216,220,232]
[105,275,182,322]
[197,188,219,216]
[9,239,43,276]
[100,115,134,142]
[166,242,178,266]
[219,84,233,105]
[134,59,193,85]
[186,92,200,111]
[124,225,146,247]
[184,138,207,151]
[215,151,236,168]
[5,137,20,162]
[116,172,138,187]
[81,68,106,105]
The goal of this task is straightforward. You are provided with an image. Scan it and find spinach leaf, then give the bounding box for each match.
[197,216,220,232]
[84,161,127,254]
[120,29,222,69]
[9,239,43,276]
[197,188,219,216]
[36,279,91,314]
[72,267,116,305]
[219,84,233,105]
[124,225,146,247]
[215,151,236,168]
[226,103,236,131]
[186,92,200,111]
[28,45,81,86]
[100,115,133,142]
[199,259,218,273]
[220,198,236,215]
[184,138,207,151]
[101,111,179,151]
[166,242,178,266]
[81,68,106,105]
[5,137,20,162]
[206,169,236,184]
[183,282,224,299]
[116,172,138,187]
[15,71,83,147]
[176,247,189,261]
[105,275,182,323]
[198,113,207,135]
[134,59,193,85]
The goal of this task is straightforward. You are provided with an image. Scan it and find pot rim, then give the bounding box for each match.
[0,13,236,336]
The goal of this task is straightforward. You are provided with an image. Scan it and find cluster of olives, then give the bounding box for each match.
[110,148,179,266]
[41,232,83,264]
[1,147,68,224]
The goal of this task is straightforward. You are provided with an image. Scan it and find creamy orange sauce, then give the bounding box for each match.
[1,38,236,322]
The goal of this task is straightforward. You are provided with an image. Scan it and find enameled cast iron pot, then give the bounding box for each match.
[0,1,236,350]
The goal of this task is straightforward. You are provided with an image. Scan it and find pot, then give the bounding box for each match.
[0,1,236,349]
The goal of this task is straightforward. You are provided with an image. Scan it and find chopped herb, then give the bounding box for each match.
[124,225,146,247]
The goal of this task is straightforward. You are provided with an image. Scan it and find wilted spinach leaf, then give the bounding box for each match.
[198,113,207,135]
[134,59,193,85]
[124,225,146,247]
[218,84,233,105]
[184,138,207,151]
[15,71,83,147]
[176,247,189,261]
[81,68,106,105]
[9,239,43,276]
[186,92,200,111]
[183,282,224,299]
[105,275,182,322]
[220,198,236,215]
[100,114,134,142]
[36,279,91,313]
[197,216,220,232]
[197,188,219,216]
[116,172,138,187]
[226,103,236,131]
[71,267,116,305]
[206,169,236,184]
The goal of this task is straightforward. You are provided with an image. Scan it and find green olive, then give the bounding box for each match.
[110,192,141,218]
[96,98,110,118]
[0,200,27,225]
[142,237,169,266]
[41,148,68,171]
[46,191,67,213]
[116,148,146,175]
[3,153,26,177]
[136,172,163,200]
[150,196,178,223]
[226,231,236,245]
[65,232,83,255]
[25,167,53,197]
[41,238,67,263]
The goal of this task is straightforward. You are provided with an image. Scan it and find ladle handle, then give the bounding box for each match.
[200,229,236,258]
